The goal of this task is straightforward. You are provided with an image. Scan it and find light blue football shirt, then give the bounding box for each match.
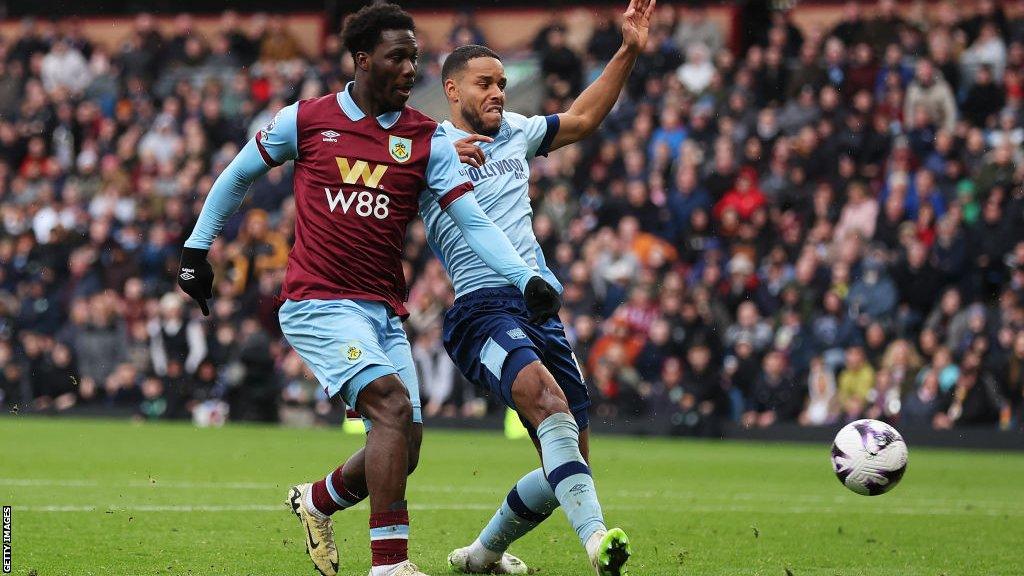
[419,112,563,298]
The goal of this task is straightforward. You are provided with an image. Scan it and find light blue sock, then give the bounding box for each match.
[537,412,606,545]
[478,468,558,553]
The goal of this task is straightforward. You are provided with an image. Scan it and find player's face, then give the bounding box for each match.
[362,29,419,112]
[455,57,506,135]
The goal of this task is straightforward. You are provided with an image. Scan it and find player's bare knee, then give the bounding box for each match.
[359,375,413,429]
[381,395,413,428]
[533,384,570,419]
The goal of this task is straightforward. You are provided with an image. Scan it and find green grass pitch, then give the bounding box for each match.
[3,418,1023,576]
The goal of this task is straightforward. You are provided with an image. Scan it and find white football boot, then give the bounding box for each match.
[286,483,339,576]
[447,545,529,574]
[367,560,429,576]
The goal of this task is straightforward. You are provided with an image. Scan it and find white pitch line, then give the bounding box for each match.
[3,478,1021,514]
[10,502,1024,517]
[0,479,273,490]
[16,503,498,513]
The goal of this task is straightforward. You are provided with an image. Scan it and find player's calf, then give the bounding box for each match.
[511,362,610,556]
[405,424,423,475]
[357,376,423,575]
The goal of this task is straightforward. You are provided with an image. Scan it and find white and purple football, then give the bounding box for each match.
[831,419,908,496]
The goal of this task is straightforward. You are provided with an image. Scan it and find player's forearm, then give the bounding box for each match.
[560,45,640,142]
[184,139,270,250]
[446,194,535,293]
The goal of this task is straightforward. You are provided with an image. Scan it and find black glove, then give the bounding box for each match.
[524,276,561,324]
[178,247,214,316]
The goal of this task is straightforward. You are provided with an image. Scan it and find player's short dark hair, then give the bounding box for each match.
[341,3,415,58]
[441,44,501,81]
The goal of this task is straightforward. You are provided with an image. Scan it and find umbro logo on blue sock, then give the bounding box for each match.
[568,483,589,495]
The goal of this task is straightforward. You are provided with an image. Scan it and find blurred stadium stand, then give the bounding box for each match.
[0,1,1023,446]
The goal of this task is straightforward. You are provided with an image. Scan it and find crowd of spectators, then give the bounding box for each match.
[1,2,1023,435]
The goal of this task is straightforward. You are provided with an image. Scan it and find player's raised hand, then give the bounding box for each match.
[454,134,493,168]
[177,247,214,316]
[524,276,561,324]
[621,0,656,52]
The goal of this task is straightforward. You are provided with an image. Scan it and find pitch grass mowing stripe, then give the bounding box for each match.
[12,502,1024,517]
[5,478,1024,514]
[4,419,1024,576]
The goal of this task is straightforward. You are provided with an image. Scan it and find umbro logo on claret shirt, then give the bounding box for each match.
[321,130,340,143]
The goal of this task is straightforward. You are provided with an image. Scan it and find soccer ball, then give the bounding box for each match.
[830,419,908,496]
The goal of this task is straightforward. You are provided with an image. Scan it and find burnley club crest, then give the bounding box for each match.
[389,135,412,163]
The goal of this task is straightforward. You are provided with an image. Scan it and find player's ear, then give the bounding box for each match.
[443,77,459,103]
[354,51,371,72]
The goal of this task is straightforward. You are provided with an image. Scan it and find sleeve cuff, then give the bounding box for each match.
[535,114,561,157]
[438,181,474,211]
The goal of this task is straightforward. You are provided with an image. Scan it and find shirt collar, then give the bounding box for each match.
[441,117,508,142]
[441,119,465,137]
[337,81,402,129]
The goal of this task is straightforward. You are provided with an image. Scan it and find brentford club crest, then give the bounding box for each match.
[388,135,412,163]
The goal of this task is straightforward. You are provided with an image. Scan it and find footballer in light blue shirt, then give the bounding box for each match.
[425,1,656,574]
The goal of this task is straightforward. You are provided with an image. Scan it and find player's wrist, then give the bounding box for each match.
[181,246,209,262]
[618,43,641,57]
[519,274,542,294]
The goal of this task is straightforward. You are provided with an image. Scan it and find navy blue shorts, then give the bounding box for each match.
[443,286,590,433]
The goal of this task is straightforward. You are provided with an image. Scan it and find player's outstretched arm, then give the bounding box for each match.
[178,104,298,315]
[178,140,271,315]
[548,0,655,152]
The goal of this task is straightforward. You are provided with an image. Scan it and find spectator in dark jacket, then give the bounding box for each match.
[962,65,1005,127]
[743,351,804,427]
